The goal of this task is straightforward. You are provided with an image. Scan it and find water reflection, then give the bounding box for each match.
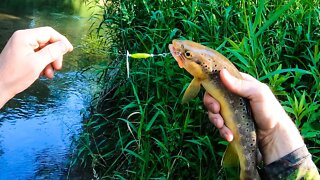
[0,71,96,179]
[0,80,52,121]
[0,72,92,121]
[0,2,100,179]
[0,0,90,16]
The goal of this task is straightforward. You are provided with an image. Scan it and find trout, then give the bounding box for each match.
[169,40,260,180]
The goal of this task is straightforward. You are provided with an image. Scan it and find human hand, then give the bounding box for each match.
[203,69,305,164]
[0,27,73,108]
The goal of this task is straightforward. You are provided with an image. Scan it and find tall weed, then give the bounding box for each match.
[75,0,320,178]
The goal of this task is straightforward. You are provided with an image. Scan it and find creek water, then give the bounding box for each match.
[0,3,99,179]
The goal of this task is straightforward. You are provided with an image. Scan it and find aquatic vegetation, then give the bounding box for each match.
[73,0,320,178]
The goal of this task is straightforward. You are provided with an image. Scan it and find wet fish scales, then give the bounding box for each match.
[209,72,259,179]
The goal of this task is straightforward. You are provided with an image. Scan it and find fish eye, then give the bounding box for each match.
[185,51,192,58]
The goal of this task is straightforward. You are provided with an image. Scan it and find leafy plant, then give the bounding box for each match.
[73,0,320,179]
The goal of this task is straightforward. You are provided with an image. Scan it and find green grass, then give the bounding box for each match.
[73,0,320,179]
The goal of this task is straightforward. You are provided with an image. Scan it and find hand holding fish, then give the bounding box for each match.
[170,39,319,179]
[204,69,305,165]
[0,27,73,108]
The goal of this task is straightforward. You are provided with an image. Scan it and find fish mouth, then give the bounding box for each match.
[169,44,184,68]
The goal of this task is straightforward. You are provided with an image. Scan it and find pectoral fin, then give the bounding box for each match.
[222,144,239,167]
[182,78,201,104]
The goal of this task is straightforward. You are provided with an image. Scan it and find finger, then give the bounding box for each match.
[219,125,234,142]
[203,92,220,113]
[220,69,261,99]
[43,64,55,79]
[208,112,224,129]
[34,41,69,70]
[52,55,63,70]
[26,27,73,51]
[239,72,257,81]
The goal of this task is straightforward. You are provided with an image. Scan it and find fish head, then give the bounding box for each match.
[169,39,209,80]
[169,39,243,79]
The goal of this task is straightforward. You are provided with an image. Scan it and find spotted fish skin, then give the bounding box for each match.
[208,72,259,179]
[169,40,260,179]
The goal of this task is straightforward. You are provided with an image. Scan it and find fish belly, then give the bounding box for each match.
[202,72,260,180]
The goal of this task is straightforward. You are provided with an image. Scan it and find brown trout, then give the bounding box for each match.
[169,40,260,180]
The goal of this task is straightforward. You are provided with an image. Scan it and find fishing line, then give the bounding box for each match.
[74,45,171,78]
[125,51,171,78]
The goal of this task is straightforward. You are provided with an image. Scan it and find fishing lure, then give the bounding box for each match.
[126,51,170,78]
[129,53,154,59]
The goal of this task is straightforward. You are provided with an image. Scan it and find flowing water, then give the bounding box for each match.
[0,2,100,179]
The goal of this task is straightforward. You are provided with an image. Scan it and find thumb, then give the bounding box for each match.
[34,41,69,69]
[220,69,261,99]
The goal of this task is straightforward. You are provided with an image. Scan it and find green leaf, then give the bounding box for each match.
[146,111,160,131]
[259,68,311,81]
[254,0,295,38]
[123,149,145,162]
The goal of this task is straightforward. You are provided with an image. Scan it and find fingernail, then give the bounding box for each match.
[67,42,73,51]
[29,41,39,50]
[227,134,233,142]
[70,46,74,51]
[64,40,73,51]
[220,70,227,81]
[224,132,233,142]
[58,41,68,54]
[222,69,231,78]
[223,69,237,84]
